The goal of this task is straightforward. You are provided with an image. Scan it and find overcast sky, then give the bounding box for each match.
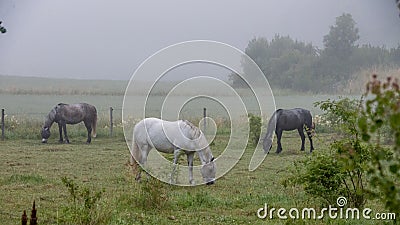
[0,0,399,80]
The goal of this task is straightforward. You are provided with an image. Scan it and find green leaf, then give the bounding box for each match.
[362,133,370,142]
[389,164,399,174]
[358,117,368,131]
[374,119,383,128]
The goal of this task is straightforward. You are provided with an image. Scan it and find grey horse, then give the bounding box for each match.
[263,108,314,153]
[41,103,97,144]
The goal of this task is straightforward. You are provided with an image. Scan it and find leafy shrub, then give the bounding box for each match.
[285,98,369,208]
[133,176,170,210]
[248,114,261,146]
[359,75,400,218]
[283,153,345,206]
[60,177,107,225]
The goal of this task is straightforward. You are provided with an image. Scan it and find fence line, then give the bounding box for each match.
[0,106,261,141]
[0,107,119,140]
[1,108,122,116]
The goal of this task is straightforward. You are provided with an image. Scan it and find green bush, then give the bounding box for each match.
[60,177,107,225]
[248,114,261,147]
[284,153,344,206]
[285,98,369,208]
[133,176,170,210]
[360,75,400,218]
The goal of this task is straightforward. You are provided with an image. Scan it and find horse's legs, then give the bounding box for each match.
[276,129,283,153]
[62,123,69,144]
[84,120,92,144]
[170,148,181,184]
[135,144,150,181]
[307,130,314,152]
[130,141,142,181]
[187,152,195,185]
[58,123,63,143]
[298,128,306,151]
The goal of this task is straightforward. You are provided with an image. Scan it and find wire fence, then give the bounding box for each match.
[0,107,225,141]
[0,106,122,141]
[0,105,266,141]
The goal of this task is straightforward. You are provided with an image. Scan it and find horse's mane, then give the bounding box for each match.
[56,103,67,110]
[181,120,214,163]
[44,108,57,128]
[181,120,202,139]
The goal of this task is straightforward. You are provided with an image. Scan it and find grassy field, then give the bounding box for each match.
[0,129,388,224]
[0,76,386,224]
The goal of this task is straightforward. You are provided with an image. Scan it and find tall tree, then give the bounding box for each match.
[323,13,359,60]
[236,35,318,90]
[320,13,359,84]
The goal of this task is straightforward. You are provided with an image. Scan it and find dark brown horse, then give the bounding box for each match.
[263,108,314,154]
[41,103,97,144]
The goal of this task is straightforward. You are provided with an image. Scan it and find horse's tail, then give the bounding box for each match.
[92,110,97,138]
[263,109,279,153]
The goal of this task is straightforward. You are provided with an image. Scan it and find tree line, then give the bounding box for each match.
[231,13,400,93]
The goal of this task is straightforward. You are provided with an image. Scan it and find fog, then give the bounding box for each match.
[0,0,399,80]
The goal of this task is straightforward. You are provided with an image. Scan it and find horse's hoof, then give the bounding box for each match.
[206,181,214,185]
[65,140,70,144]
[59,140,64,144]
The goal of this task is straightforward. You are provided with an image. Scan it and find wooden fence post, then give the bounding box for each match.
[203,107,207,132]
[109,107,113,137]
[1,109,4,141]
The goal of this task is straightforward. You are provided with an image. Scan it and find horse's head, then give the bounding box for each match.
[309,122,316,137]
[41,127,50,143]
[304,122,316,137]
[201,156,216,185]
[312,122,316,133]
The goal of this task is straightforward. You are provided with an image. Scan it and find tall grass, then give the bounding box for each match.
[340,67,400,94]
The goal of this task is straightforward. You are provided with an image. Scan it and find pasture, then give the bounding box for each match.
[0,76,381,224]
[0,131,385,224]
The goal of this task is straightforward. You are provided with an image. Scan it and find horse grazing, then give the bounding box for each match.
[130,118,216,185]
[41,103,97,144]
[263,108,314,154]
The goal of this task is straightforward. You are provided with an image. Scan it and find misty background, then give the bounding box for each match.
[0,0,399,81]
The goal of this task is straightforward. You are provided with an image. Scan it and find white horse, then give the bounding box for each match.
[130,118,216,185]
